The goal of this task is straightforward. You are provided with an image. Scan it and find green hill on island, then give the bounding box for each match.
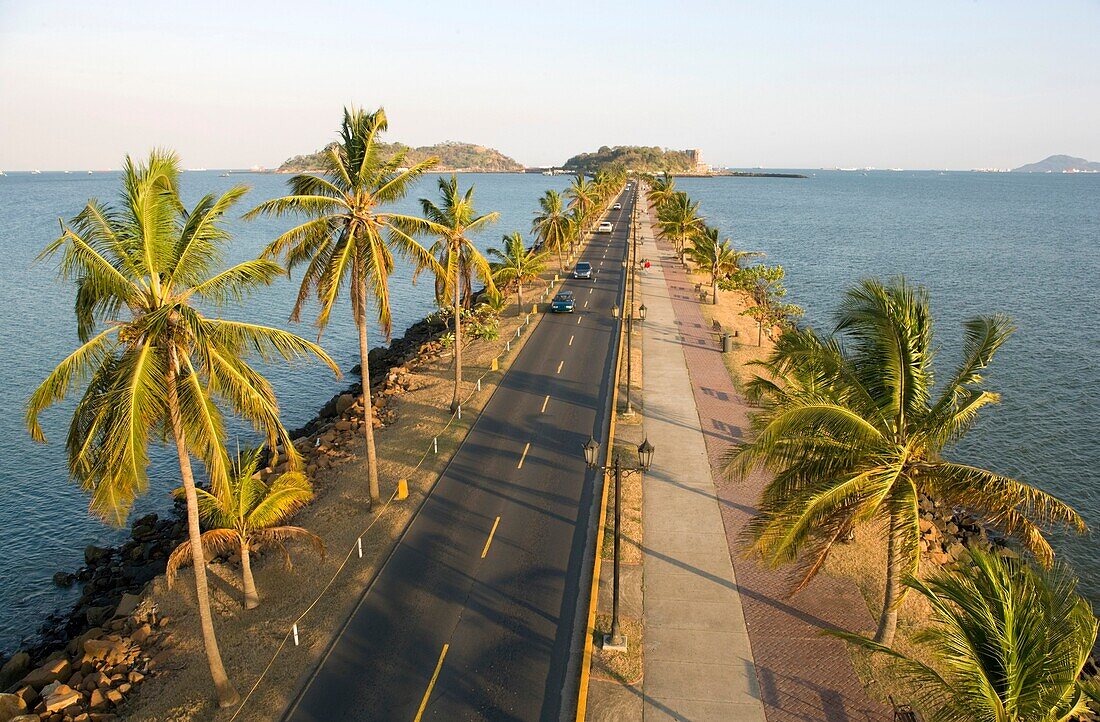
[1012,154,1100,173]
[279,141,523,173]
[562,146,699,174]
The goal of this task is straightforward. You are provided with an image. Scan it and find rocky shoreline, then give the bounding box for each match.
[0,311,454,719]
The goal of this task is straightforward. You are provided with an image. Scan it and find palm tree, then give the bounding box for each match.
[418,175,499,412]
[646,173,676,209]
[686,226,762,304]
[656,191,706,260]
[725,278,1085,646]
[833,548,1099,721]
[487,232,549,313]
[26,150,339,707]
[531,189,570,271]
[246,107,442,505]
[167,446,324,610]
[565,175,598,250]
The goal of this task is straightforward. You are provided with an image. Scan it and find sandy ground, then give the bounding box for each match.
[124,275,563,722]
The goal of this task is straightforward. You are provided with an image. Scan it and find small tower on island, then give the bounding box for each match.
[691,149,709,174]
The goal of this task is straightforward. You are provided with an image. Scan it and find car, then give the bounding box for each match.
[598,221,613,233]
[613,202,622,210]
[573,261,593,279]
[550,291,575,313]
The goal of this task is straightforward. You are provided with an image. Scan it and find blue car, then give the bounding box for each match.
[550,291,576,313]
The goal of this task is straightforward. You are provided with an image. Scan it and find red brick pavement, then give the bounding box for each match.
[647,214,889,722]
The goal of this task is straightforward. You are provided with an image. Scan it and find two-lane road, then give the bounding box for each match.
[285,187,636,721]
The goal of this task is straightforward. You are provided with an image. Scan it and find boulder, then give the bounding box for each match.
[42,685,81,713]
[0,692,28,722]
[83,639,126,667]
[0,652,30,690]
[113,593,142,620]
[335,393,356,415]
[87,689,106,710]
[130,624,152,646]
[20,658,71,690]
[85,606,113,627]
[52,571,75,588]
[83,545,111,566]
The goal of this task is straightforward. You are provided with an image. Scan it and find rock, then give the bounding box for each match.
[87,690,106,710]
[0,692,28,721]
[335,394,355,415]
[126,671,143,686]
[42,685,81,713]
[20,658,71,690]
[12,686,37,708]
[112,593,141,620]
[83,546,111,566]
[85,606,113,627]
[129,624,152,646]
[52,571,75,588]
[6,716,37,722]
[82,639,126,667]
[0,652,30,690]
[105,689,123,705]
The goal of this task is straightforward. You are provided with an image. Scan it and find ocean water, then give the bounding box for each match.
[1,170,1097,654]
[677,171,1100,600]
[0,170,573,653]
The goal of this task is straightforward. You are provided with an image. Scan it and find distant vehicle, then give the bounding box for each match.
[613,203,622,210]
[573,261,593,279]
[598,221,613,233]
[550,291,576,313]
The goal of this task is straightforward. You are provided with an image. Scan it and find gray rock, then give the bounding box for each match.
[0,652,30,691]
[0,691,28,721]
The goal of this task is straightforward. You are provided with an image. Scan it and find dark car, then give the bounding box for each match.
[573,261,593,279]
[550,291,576,313]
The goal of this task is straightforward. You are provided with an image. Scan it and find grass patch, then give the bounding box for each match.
[591,613,644,686]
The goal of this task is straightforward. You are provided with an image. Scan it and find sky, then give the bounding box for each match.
[1,0,1098,171]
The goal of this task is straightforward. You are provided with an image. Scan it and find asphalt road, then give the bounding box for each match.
[284,187,636,722]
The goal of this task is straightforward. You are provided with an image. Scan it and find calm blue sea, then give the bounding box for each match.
[0,169,1097,653]
[0,170,574,653]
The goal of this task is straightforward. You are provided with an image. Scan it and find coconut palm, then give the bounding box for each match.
[647,173,676,209]
[167,446,324,610]
[833,548,1099,721]
[246,107,442,505]
[26,150,339,707]
[418,175,499,412]
[686,226,762,304]
[656,191,706,260]
[565,175,598,250]
[531,189,570,271]
[725,278,1085,646]
[487,232,549,314]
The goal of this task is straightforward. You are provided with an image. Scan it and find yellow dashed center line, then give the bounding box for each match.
[414,644,449,722]
[541,395,550,413]
[577,316,582,324]
[481,516,501,558]
[556,360,564,374]
[518,441,531,468]
[569,335,574,346]
[583,300,588,308]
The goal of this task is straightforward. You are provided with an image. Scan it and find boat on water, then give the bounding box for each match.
[87,171,93,175]
[31,169,41,175]
[219,172,230,177]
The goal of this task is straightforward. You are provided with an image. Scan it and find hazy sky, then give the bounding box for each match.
[1,1,1098,170]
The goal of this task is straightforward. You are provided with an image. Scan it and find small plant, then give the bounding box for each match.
[438,331,455,348]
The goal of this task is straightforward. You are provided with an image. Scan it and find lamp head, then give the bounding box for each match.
[637,437,655,471]
[583,436,600,468]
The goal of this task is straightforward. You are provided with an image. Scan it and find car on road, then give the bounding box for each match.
[613,203,622,210]
[598,221,613,233]
[550,291,575,313]
[573,261,592,279]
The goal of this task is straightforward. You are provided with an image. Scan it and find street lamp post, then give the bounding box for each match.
[583,436,655,651]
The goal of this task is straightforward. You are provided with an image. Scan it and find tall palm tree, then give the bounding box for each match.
[565,175,598,250]
[246,107,442,505]
[26,150,338,707]
[833,549,1099,721]
[656,191,706,260]
[167,446,324,610]
[418,175,499,412]
[487,232,549,313]
[646,173,676,209]
[725,278,1085,646]
[531,189,570,271]
[686,226,762,304]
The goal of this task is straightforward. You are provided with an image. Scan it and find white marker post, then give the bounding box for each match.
[292,624,299,646]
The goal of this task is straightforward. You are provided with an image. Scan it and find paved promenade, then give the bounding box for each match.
[637,214,766,720]
[639,201,889,722]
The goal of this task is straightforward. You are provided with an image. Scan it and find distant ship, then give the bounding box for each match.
[87,171,93,175]
[0,170,6,176]
[185,168,207,172]
[219,172,230,177]
[31,169,41,175]
[64,170,71,174]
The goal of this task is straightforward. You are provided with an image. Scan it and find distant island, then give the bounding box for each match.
[562,146,701,175]
[1012,155,1100,173]
[279,141,523,173]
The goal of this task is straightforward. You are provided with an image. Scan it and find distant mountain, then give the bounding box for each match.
[279,141,523,173]
[1012,155,1100,173]
[562,146,699,174]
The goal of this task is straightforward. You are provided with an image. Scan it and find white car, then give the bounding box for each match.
[613,203,622,210]
[598,221,613,233]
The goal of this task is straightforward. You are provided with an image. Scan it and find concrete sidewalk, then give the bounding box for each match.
[636,215,766,720]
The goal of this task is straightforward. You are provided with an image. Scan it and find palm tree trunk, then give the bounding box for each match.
[712,272,719,305]
[557,247,565,273]
[517,283,523,316]
[451,262,462,413]
[874,512,902,645]
[356,277,381,504]
[240,541,259,610]
[165,355,240,708]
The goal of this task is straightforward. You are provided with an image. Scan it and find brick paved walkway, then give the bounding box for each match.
[639,203,889,722]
